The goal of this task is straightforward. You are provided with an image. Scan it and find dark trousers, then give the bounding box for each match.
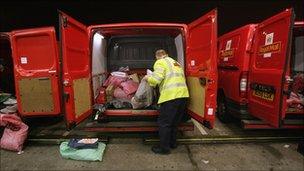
[158,98,187,150]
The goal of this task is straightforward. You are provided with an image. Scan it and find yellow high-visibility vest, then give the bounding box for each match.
[147,56,189,104]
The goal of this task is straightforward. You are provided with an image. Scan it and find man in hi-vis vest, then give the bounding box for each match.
[143,49,189,154]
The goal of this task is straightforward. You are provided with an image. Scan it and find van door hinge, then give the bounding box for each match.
[64,92,70,102]
[62,17,68,28]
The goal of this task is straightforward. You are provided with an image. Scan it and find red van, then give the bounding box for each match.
[217,24,257,121]
[0,9,218,129]
[217,8,304,129]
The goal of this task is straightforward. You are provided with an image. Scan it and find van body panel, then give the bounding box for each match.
[186,9,218,128]
[218,24,256,104]
[10,27,61,116]
[59,11,93,127]
[248,9,295,127]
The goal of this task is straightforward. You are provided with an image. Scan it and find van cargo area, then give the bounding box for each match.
[91,27,185,116]
[287,25,304,115]
[0,35,15,96]
[0,33,17,114]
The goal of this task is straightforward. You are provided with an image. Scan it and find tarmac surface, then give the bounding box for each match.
[1,119,304,170]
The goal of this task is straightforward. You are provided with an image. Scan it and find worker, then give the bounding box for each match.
[143,49,189,154]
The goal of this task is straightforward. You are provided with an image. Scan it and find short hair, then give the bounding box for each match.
[155,49,168,57]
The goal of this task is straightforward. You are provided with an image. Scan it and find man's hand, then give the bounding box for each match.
[142,75,149,81]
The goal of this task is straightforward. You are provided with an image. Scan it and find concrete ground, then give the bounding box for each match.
[1,119,304,171]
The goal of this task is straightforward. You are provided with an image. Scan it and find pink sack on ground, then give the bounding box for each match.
[121,80,139,95]
[0,114,28,152]
[103,75,127,87]
[113,87,133,100]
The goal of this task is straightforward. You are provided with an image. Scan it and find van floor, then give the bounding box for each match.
[1,118,304,170]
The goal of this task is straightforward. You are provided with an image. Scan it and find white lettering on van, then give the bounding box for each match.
[264,32,274,58]
[225,40,232,50]
[20,57,27,64]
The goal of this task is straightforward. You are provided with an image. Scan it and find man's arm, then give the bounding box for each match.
[146,60,166,87]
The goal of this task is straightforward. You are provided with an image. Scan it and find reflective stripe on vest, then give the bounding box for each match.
[151,73,163,82]
[162,82,187,90]
[166,72,184,78]
[154,67,165,73]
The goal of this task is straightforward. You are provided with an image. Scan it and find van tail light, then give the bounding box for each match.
[239,71,248,98]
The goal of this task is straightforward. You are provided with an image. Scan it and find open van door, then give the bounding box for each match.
[59,11,92,128]
[10,27,61,116]
[248,9,294,127]
[186,9,218,128]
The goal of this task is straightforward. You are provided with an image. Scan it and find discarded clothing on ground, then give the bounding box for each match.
[1,94,18,114]
[60,141,106,161]
[68,138,99,149]
[0,93,11,104]
[3,98,17,105]
[0,114,28,152]
[0,104,17,114]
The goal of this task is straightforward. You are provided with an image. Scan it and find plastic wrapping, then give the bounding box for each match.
[103,75,127,87]
[113,87,133,100]
[121,80,139,95]
[131,80,153,109]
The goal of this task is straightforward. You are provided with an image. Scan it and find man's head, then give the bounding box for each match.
[155,49,168,60]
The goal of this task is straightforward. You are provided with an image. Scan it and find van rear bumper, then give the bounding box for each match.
[226,98,253,119]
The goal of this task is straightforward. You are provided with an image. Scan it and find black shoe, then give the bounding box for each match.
[170,143,178,149]
[151,145,170,155]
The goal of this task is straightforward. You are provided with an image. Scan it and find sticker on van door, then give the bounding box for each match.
[20,56,28,64]
[259,33,282,58]
[219,40,234,61]
[225,40,232,50]
[264,33,274,58]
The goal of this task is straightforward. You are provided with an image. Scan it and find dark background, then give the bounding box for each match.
[1,0,303,36]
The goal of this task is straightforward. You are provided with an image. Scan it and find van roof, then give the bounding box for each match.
[218,24,257,40]
[89,22,187,30]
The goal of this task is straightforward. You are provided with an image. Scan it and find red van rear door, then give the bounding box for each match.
[186,9,218,128]
[248,9,294,127]
[10,27,61,116]
[59,11,92,128]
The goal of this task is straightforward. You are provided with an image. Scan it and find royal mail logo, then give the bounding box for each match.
[219,49,234,58]
[258,41,281,55]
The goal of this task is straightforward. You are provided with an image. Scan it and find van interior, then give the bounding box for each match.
[0,35,15,96]
[286,26,304,115]
[91,27,185,111]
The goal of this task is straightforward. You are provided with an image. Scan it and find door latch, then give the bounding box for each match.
[199,77,214,86]
[199,78,207,86]
[63,80,69,86]
[64,92,70,102]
